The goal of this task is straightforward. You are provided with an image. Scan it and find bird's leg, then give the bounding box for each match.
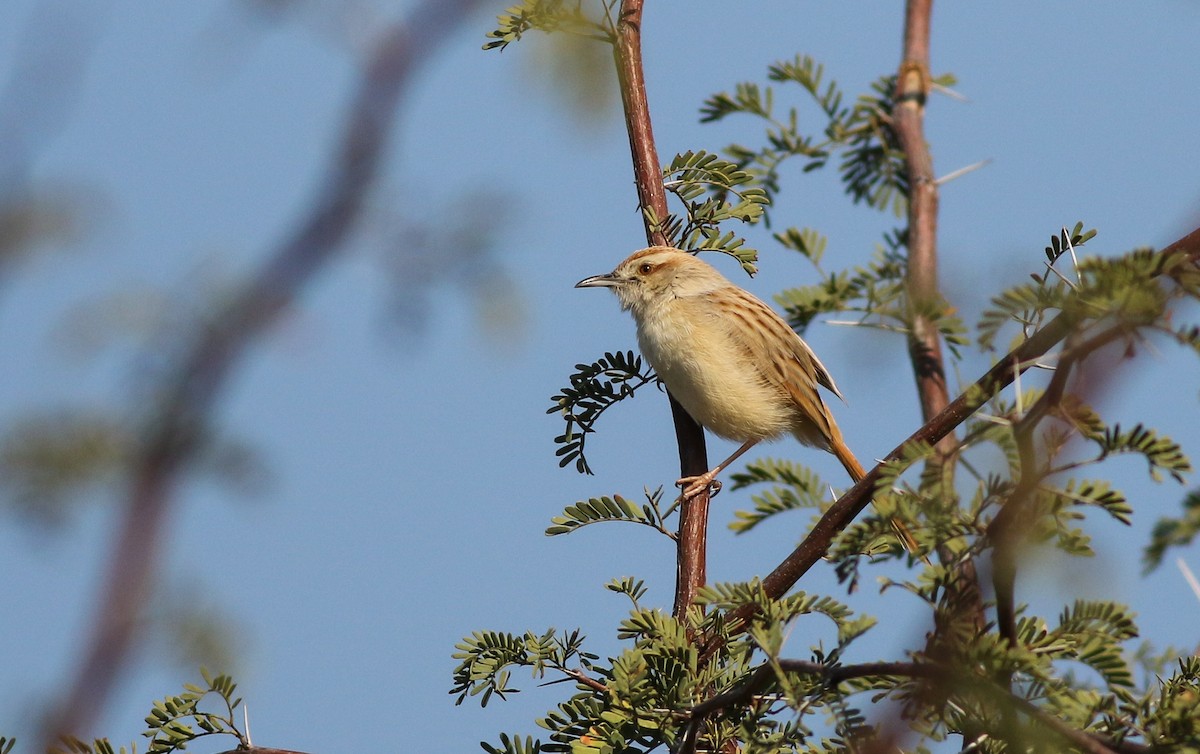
[677,439,760,500]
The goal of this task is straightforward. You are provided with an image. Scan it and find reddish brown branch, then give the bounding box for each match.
[214,749,312,754]
[681,659,1134,754]
[38,1,485,745]
[889,0,990,649]
[753,225,1200,602]
[563,667,610,694]
[613,0,670,249]
[611,0,711,619]
[990,323,1141,651]
[893,0,951,446]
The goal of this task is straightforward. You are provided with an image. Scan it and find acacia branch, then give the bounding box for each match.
[889,2,990,648]
[893,0,952,446]
[756,225,1200,602]
[991,321,1142,653]
[681,659,1138,754]
[39,1,484,744]
[611,0,711,619]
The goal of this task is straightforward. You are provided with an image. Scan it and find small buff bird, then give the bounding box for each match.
[576,246,916,551]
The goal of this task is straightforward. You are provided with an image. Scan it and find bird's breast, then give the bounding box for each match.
[634,298,793,443]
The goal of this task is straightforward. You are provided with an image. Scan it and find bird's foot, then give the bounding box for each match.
[677,473,722,500]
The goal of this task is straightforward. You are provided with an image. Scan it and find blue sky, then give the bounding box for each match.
[2,1,1199,751]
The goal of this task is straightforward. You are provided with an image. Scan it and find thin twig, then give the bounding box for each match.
[936,158,992,185]
[1177,558,1200,604]
[562,667,610,694]
[992,328,1082,648]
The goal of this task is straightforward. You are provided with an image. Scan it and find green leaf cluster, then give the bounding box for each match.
[1145,488,1200,571]
[452,628,597,709]
[142,669,244,754]
[653,150,769,275]
[486,28,1200,754]
[45,670,245,754]
[50,738,135,754]
[483,1,615,51]
[727,458,829,535]
[701,57,905,216]
[457,580,888,753]
[771,236,968,356]
[547,489,675,539]
[548,351,657,475]
[0,408,264,525]
[978,224,1200,353]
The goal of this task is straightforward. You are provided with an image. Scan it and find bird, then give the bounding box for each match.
[576,245,918,552]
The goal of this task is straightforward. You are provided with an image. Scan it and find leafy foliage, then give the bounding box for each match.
[547,351,657,475]
[482,733,544,754]
[483,0,615,51]
[1145,488,1200,571]
[50,738,136,754]
[657,150,769,275]
[451,628,597,707]
[1095,424,1191,483]
[977,224,1200,356]
[727,458,830,534]
[46,670,245,754]
[141,670,245,754]
[772,238,968,356]
[455,580,887,753]
[1044,221,1098,266]
[547,489,675,539]
[0,409,265,525]
[477,22,1200,754]
[0,410,128,523]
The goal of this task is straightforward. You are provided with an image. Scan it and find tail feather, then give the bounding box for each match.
[830,438,923,559]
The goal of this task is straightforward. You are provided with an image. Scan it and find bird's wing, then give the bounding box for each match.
[708,286,839,444]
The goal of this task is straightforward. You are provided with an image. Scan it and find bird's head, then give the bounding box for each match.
[575,247,726,316]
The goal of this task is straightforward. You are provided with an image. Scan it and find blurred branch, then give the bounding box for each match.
[0,0,108,278]
[0,0,107,185]
[611,0,711,619]
[38,0,485,744]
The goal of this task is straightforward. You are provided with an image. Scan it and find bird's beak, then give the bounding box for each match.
[575,272,620,289]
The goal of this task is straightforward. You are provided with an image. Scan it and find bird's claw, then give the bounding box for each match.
[676,476,722,500]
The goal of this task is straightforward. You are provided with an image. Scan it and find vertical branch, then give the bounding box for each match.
[38,0,484,745]
[611,0,710,619]
[891,0,988,669]
[892,0,953,454]
[612,0,669,249]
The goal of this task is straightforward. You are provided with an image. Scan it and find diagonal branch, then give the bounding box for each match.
[690,227,1200,666]
[680,659,1141,754]
[756,225,1200,600]
[38,1,485,744]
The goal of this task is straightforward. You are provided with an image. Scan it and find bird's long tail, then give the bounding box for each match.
[830,438,922,558]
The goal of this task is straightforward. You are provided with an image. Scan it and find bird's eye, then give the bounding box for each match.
[638,263,654,274]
